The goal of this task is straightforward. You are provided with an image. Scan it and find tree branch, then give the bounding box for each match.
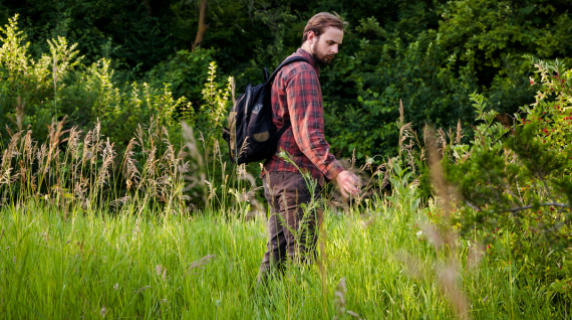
[507,202,568,213]
[464,200,482,212]
[464,201,569,213]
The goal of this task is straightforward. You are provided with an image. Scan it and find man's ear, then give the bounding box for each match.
[307,30,317,44]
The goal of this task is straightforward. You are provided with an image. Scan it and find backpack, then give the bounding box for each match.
[222,56,310,165]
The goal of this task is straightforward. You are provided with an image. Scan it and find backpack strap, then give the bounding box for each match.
[277,121,291,136]
[267,55,310,142]
[265,56,311,86]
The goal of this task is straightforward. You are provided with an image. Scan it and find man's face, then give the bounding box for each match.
[309,26,343,65]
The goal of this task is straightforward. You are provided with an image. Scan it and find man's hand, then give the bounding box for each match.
[335,170,360,198]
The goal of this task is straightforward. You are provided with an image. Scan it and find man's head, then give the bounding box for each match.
[301,13,346,66]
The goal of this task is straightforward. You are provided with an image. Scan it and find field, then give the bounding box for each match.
[1,187,566,319]
[2,9,572,320]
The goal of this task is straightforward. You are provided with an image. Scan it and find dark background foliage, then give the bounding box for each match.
[1,0,572,159]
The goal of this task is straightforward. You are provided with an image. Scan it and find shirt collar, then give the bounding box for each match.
[296,48,320,77]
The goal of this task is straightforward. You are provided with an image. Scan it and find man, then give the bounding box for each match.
[258,12,360,283]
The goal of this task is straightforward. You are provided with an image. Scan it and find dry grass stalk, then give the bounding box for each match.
[47,118,66,163]
[0,113,195,211]
[23,130,34,164]
[455,119,464,144]
[333,277,362,320]
[110,196,130,208]
[189,254,216,270]
[182,122,204,167]
[122,138,140,191]
[236,163,256,187]
[66,127,82,161]
[96,138,116,188]
[1,131,21,171]
[155,265,167,280]
[16,95,25,131]
[436,128,448,156]
[236,136,250,161]
[0,131,23,186]
[89,121,102,167]
[181,122,207,205]
[81,129,93,166]
[423,126,471,320]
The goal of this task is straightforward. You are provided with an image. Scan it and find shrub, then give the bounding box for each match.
[0,15,189,148]
[440,58,572,296]
[145,48,215,106]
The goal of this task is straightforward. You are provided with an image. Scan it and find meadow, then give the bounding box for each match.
[2,11,572,320]
[2,181,566,319]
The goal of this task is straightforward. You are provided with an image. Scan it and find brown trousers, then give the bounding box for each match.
[257,171,321,283]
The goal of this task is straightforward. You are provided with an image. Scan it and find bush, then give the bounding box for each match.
[0,15,189,148]
[440,58,572,296]
[145,48,215,106]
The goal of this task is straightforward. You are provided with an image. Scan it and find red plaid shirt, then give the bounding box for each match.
[262,48,344,186]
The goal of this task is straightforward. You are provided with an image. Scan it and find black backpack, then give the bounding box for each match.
[222,56,309,165]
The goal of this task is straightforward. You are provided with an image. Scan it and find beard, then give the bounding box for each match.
[312,40,336,66]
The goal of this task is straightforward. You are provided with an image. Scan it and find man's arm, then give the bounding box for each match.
[285,66,344,180]
[286,66,360,197]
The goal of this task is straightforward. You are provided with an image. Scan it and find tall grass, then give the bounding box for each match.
[1,87,569,318]
[1,12,570,320]
[0,167,565,319]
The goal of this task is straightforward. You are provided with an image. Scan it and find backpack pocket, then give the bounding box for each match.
[249,123,270,143]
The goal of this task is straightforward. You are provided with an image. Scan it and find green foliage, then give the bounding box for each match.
[2,169,570,318]
[0,16,188,148]
[318,0,571,160]
[325,24,480,160]
[443,58,572,296]
[145,48,214,106]
[3,0,572,161]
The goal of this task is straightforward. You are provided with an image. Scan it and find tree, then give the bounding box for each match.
[192,0,208,51]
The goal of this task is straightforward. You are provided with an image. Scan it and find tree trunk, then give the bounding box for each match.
[192,0,208,51]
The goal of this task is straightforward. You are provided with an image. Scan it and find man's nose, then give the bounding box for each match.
[331,45,338,54]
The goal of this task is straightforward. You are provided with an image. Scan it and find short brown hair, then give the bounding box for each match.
[302,12,347,43]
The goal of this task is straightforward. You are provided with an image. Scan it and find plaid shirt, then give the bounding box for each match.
[262,48,344,186]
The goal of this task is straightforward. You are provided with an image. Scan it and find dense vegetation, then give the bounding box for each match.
[2,177,567,319]
[2,0,572,158]
[3,1,572,318]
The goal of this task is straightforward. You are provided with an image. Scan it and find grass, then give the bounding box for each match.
[1,12,571,320]
[1,191,566,319]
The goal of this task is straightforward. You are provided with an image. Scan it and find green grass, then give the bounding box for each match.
[0,198,566,319]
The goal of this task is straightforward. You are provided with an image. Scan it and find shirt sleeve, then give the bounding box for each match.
[286,66,344,180]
